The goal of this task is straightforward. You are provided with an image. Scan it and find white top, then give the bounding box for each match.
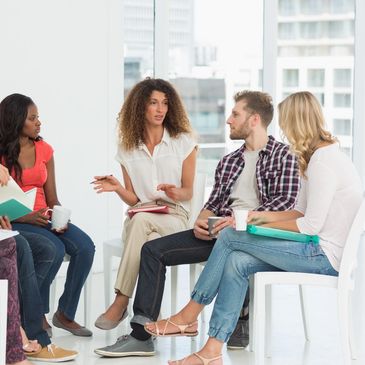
[295,144,362,271]
[116,129,197,212]
[230,150,260,210]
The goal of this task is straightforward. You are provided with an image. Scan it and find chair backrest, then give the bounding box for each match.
[0,279,8,365]
[338,195,365,289]
[188,173,206,228]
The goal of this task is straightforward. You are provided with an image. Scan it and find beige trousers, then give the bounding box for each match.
[114,205,189,297]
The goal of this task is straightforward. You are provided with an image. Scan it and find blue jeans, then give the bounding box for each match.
[13,222,95,320]
[15,234,54,346]
[191,227,338,343]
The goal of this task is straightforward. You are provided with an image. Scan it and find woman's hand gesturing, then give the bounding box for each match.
[92,175,122,193]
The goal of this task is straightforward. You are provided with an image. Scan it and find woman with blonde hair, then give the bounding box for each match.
[145,91,362,365]
[94,78,197,329]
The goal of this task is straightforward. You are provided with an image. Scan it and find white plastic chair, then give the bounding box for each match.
[103,173,207,315]
[249,196,365,365]
[49,254,91,327]
[0,279,8,365]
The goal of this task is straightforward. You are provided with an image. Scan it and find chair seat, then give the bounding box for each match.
[255,271,338,288]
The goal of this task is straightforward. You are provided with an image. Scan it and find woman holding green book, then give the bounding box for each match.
[144,91,362,365]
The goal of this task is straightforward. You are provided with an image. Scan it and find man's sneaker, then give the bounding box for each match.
[227,319,249,350]
[94,335,155,357]
[26,344,78,362]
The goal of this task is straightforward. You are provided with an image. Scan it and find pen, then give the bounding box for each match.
[89,175,113,184]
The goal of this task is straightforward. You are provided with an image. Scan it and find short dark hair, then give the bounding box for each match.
[234,90,273,127]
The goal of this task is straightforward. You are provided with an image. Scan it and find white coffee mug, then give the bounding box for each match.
[234,209,249,231]
[48,205,71,230]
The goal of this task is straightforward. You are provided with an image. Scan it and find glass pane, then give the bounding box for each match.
[333,118,352,135]
[334,93,351,107]
[277,0,355,155]
[123,0,154,96]
[168,0,263,184]
[283,69,299,87]
[197,147,226,187]
[334,68,352,87]
[307,69,325,87]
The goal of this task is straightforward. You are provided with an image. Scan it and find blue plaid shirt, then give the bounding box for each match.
[203,136,300,216]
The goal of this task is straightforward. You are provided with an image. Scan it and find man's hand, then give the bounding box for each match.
[0,216,12,230]
[193,218,212,240]
[15,208,49,226]
[193,216,235,240]
[210,216,235,237]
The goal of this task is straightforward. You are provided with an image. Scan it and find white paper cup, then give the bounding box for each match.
[208,216,222,238]
[49,205,71,230]
[234,209,249,231]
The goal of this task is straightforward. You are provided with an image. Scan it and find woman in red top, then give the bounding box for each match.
[0,93,95,337]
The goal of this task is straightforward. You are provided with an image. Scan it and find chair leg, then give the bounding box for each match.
[49,278,57,317]
[103,246,112,309]
[299,285,310,341]
[248,275,255,352]
[254,278,266,364]
[83,275,91,328]
[171,266,178,314]
[265,284,272,357]
[348,294,357,359]
[338,290,353,365]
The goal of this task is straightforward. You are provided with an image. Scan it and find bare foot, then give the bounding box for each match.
[20,327,41,353]
[54,310,83,330]
[168,352,222,365]
[145,313,198,336]
[102,293,128,322]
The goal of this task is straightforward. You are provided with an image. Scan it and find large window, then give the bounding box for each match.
[123,0,154,95]
[120,0,359,183]
[277,0,355,155]
[167,0,263,185]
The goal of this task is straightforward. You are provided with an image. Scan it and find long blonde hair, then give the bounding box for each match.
[278,91,337,176]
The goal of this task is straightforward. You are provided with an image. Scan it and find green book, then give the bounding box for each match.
[0,199,33,221]
[0,178,36,221]
[247,224,319,244]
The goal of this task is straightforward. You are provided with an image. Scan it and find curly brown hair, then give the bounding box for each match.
[234,90,274,127]
[118,78,192,150]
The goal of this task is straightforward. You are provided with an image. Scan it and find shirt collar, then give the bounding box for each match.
[138,128,170,150]
[239,135,276,156]
[258,135,276,156]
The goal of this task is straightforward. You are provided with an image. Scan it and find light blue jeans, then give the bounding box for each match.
[191,227,338,342]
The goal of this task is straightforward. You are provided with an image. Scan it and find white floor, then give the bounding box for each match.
[48,267,365,365]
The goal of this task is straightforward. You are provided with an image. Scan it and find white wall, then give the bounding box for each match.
[0,0,125,272]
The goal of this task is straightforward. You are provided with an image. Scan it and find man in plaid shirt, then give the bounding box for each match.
[94,91,300,357]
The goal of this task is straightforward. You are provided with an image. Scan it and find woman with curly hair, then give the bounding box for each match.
[94,78,197,330]
[0,93,95,337]
[145,91,362,365]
